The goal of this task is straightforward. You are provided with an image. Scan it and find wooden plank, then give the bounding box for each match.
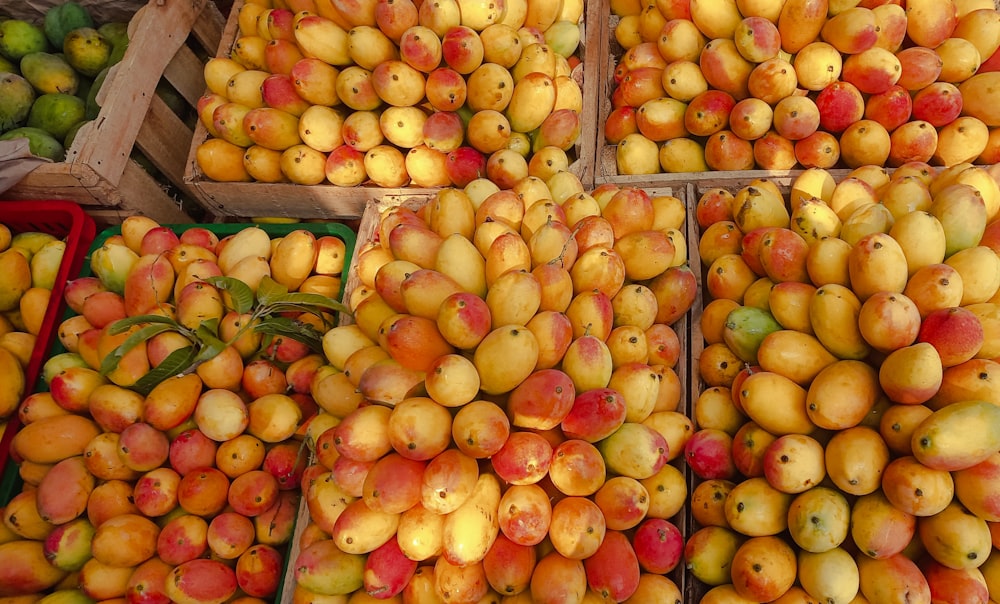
[115,161,195,223]
[163,43,211,107]
[74,0,206,185]
[135,95,198,196]
[189,0,227,56]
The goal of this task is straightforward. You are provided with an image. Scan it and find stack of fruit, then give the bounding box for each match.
[193,0,589,188]
[0,217,353,602]
[286,167,697,602]
[0,1,130,161]
[0,223,68,454]
[686,161,1000,602]
[605,0,1000,174]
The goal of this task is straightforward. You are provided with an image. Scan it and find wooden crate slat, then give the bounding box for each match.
[136,95,197,194]
[116,161,195,224]
[164,43,213,107]
[73,0,206,185]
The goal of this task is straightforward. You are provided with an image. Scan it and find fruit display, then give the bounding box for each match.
[0,201,94,479]
[0,1,130,161]
[287,169,696,602]
[0,224,69,456]
[0,217,354,601]
[604,0,1000,175]
[192,0,590,189]
[687,160,1000,602]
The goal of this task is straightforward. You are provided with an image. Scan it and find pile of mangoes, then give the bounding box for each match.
[0,1,129,161]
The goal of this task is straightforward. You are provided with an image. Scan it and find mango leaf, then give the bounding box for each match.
[268,291,350,315]
[255,276,288,307]
[254,316,325,353]
[107,314,180,336]
[204,276,255,314]
[99,323,179,377]
[194,323,228,363]
[131,346,197,395]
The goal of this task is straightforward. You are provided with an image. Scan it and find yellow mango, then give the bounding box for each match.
[738,370,815,435]
[809,283,869,360]
[911,399,1000,471]
[11,413,101,465]
[270,229,318,291]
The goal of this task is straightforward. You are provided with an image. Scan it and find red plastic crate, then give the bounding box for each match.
[0,201,97,477]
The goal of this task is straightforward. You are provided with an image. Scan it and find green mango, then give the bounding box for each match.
[84,66,109,119]
[26,92,85,139]
[0,20,50,61]
[98,22,128,66]
[62,27,110,78]
[0,126,65,161]
[20,51,79,95]
[723,305,784,364]
[63,118,88,149]
[0,54,17,73]
[43,1,94,50]
[0,71,35,132]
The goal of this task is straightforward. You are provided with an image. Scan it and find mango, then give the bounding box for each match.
[506,72,556,133]
[757,330,837,387]
[597,421,669,479]
[36,455,94,525]
[43,517,95,572]
[11,413,101,465]
[20,52,79,95]
[270,229,318,290]
[62,27,110,78]
[0,73,35,133]
[930,183,988,258]
[0,20,49,62]
[0,248,32,312]
[43,1,94,49]
[3,488,56,540]
[911,399,1000,471]
[848,232,908,301]
[739,370,815,435]
[810,283,870,360]
[918,501,992,570]
[89,241,139,295]
[442,473,501,565]
[722,305,783,364]
[857,553,930,604]
[0,540,68,597]
[30,239,65,291]
[958,72,1000,127]
[0,126,64,161]
[0,346,25,418]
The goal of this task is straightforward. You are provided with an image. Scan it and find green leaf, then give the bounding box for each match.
[256,275,288,307]
[107,314,180,335]
[131,346,196,395]
[204,276,255,314]
[270,291,351,314]
[254,316,325,353]
[99,323,180,377]
[194,322,228,363]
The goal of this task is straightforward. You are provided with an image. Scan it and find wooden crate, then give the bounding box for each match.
[181,0,603,220]
[1,0,226,225]
[280,184,700,602]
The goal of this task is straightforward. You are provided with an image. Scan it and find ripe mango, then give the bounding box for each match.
[810,283,869,360]
[36,455,94,525]
[911,399,1000,471]
[11,413,101,465]
[0,540,68,597]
